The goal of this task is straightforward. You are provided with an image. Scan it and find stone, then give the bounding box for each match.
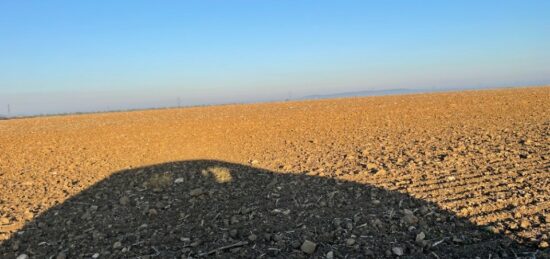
[113,241,122,249]
[148,209,158,216]
[300,240,317,254]
[0,217,9,224]
[375,168,387,175]
[119,196,130,206]
[346,238,356,246]
[291,240,301,249]
[485,226,499,234]
[327,251,334,259]
[372,218,384,228]
[190,188,204,197]
[403,209,414,215]
[539,241,549,249]
[367,163,377,169]
[415,232,426,242]
[174,178,184,184]
[16,254,29,259]
[402,214,419,225]
[392,246,404,256]
[248,234,257,241]
[230,215,239,224]
[23,211,34,219]
[92,253,100,258]
[56,252,67,259]
[520,219,531,229]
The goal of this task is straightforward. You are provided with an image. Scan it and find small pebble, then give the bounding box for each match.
[301,240,317,254]
[416,232,426,242]
[148,209,158,216]
[119,196,130,206]
[113,241,122,249]
[189,188,204,197]
[392,246,404,256]
[402,214,419,225]
[520,219,531,229]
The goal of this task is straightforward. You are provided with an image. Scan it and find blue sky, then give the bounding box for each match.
[1,1,549,115]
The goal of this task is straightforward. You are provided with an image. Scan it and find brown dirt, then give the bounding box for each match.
[0,86,549,258]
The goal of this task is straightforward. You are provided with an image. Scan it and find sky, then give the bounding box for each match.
[1,1,549,116]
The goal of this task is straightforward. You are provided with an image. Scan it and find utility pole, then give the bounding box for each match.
[7,104,10,115]
[177,97,181,108]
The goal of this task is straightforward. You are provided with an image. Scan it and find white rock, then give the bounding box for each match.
[174,178,184,184]
[392,247,404,256]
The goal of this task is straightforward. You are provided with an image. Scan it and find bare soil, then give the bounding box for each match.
[0,87,549,258]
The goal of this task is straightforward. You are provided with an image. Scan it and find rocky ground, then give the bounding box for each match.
[0,86,548,258]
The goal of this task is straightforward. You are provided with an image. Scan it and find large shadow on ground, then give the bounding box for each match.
[0,160,545,258]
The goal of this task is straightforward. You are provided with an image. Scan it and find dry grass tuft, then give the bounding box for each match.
[202,166,232,183]
[145,173,173,190]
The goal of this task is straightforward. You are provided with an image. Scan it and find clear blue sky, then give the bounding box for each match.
[1,1,549,115]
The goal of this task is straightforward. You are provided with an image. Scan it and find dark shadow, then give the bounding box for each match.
[0,160,546,258]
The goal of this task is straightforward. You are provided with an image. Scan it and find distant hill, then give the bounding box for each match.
[0,115,9,120]
[300,88,427,100]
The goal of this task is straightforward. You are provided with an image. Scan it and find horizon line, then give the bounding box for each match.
[2,84,548,121]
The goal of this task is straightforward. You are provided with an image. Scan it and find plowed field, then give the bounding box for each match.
[0,87,549,258]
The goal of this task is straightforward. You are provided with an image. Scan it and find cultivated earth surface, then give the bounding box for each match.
[0,87,549,258]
